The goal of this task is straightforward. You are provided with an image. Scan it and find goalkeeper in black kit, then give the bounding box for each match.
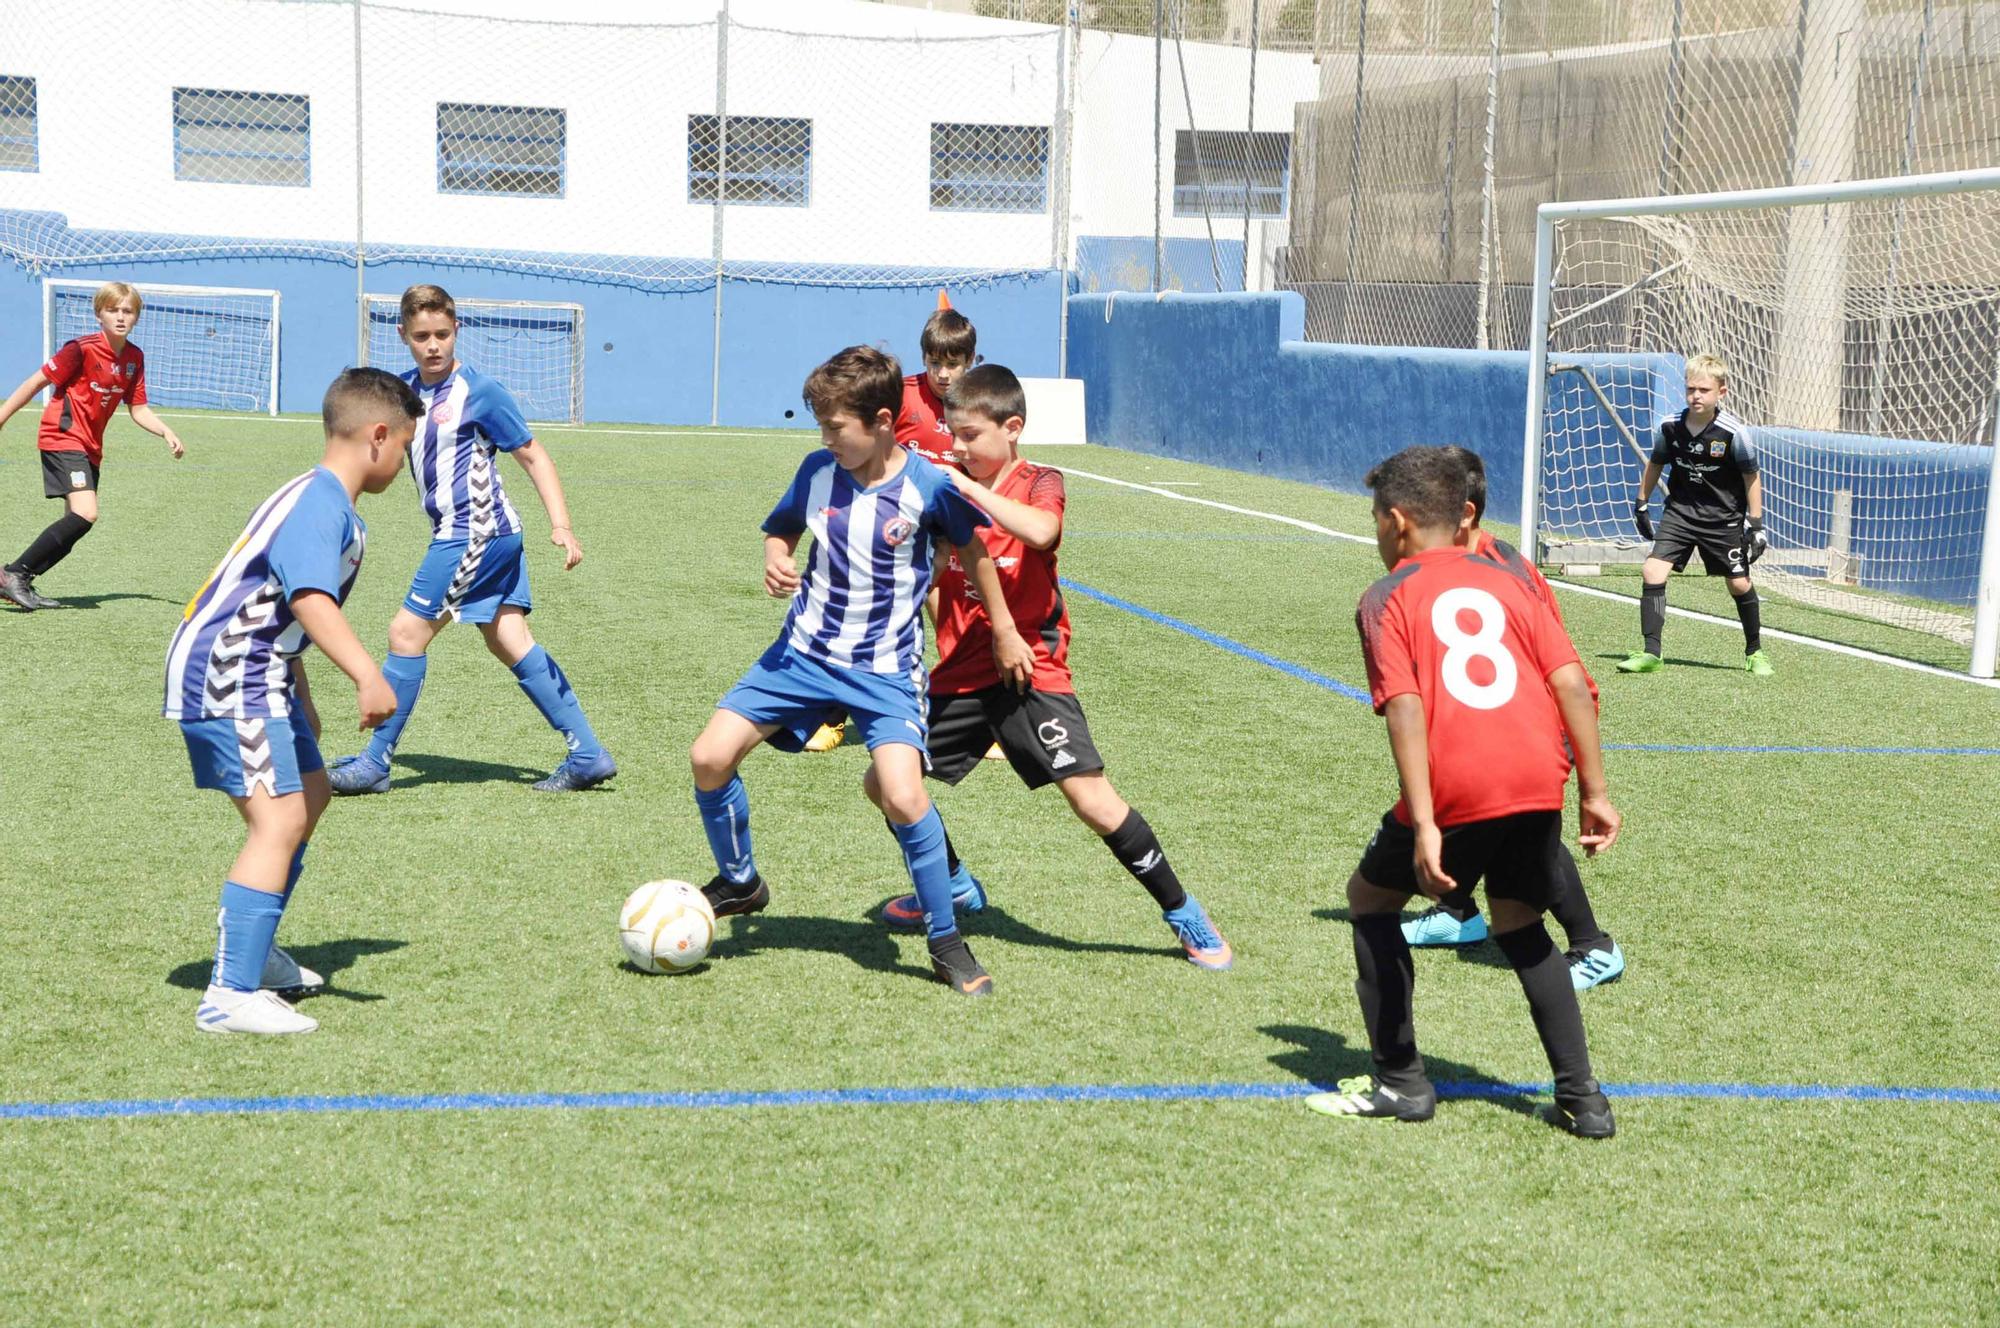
[1617,352,1773,677]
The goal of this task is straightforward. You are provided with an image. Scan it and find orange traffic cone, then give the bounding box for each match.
[936,288,952,311]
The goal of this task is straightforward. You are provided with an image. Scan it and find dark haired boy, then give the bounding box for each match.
[874,365,1232,969]
[687,345,1024,996]
[1306,445,1619,1135]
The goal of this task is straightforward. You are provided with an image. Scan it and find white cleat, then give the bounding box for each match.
[196,985,319,1035]
[261,945,323,992]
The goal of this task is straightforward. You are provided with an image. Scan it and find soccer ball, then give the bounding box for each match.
[619,879,716,974]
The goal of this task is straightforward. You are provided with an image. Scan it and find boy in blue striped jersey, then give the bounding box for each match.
[327,283,615,795]
[166,368,420,1035]
[689,345,1029,996]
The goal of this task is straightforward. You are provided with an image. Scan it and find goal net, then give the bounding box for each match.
[361,294,584,425]
[1524,169,2000,675]
[45,280,279,414]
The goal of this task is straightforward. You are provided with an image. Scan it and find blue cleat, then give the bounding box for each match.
[1569,942,1626,991]
[1164,896,1233,971]
[1402,905,1488,947]
[326,754,391,796]
[531,749,618,792]
[880,867,986,929]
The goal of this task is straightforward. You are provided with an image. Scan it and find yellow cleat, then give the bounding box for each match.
[804,722,847,753]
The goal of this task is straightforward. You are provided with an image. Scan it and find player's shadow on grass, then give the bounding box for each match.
[714,912,934,983]
[166,937,407,1003]
[16,592,176,611]
[393,752,546,789]
[945,902,1175,960]
[1260,1024,1541,1120]
[1310,907,1510,970]
[1591,650,1741,673]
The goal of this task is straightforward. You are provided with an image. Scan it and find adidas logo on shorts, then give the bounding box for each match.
[1050,749,1076,770]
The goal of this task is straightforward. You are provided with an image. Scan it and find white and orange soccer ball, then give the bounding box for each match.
[618,879,716,974]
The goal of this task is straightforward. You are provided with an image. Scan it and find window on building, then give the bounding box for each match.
[437,103,566,197]
[688,115,812,207]
[1173,130,1290,218]
[173,88,310,187]
[0,76,36,172]
[930,123,1049,213]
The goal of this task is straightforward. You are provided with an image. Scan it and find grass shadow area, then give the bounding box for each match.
[392,752,546,788]
[166,937,408,1003]
[1260,1023,1542,1120]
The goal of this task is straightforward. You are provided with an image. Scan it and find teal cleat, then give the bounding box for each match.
[1164,897,1233,971]
[1402,906,1488,948]
[1569,942,1626,991]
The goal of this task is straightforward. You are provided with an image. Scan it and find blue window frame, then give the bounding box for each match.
[0,75,36,173]
[930,123,1049,214]
[1173,130,1290,219]
[437,102,566,198]
[688,115,811,208]
[172,87,309,187]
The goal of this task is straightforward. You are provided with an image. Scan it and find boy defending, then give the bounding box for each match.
[1307,446,1620,1136]
[0,281,185,611]
[326,284,615,794]
[874,365,1233,971]
[166,368,419,1035]
[689,345,1020,996]
[1618,352,1772,676]
[1400,446,1625,992]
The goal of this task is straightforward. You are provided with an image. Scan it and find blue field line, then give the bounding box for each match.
[5,1078,1997,1122]
[1065,580,2000,757]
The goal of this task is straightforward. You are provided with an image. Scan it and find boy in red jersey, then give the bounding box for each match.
[871,364,1233,970]
[1306,445,1619,1136]
[0,281,185,610]
[1396,447,1626,992]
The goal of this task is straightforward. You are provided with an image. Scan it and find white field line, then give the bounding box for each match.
[1060,465,2000,691]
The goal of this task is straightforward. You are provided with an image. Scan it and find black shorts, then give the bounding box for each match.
[1355,809,1564,911]
[40,449,98,499]
[1651,508,1747,577]
[926,686,1105,789]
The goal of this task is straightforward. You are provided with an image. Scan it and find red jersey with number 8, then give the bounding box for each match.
[40,332,146,463]
[1356,545,1583,828]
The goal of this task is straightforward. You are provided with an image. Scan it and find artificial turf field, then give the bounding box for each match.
[2,414,1997,1326]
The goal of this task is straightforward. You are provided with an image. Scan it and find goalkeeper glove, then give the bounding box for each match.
[1633,500,1655,542]
[1744,516,1768,564]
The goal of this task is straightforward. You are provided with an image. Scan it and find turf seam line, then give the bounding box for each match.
[6,1078,1996,1121]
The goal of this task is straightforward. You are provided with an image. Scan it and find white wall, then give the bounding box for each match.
[3,0,1316,274]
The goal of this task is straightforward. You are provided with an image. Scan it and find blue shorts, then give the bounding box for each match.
[719,640,929,755]
[181,715,324,798]
[404,532,532,624]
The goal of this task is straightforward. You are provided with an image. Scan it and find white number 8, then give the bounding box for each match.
[1431,587,1518,710]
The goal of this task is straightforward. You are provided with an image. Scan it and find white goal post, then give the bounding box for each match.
[360,293,585,425]
[42,279,281,415]
[1520,167,2000,679]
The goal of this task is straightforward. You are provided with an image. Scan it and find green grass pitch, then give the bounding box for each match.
[2,414,1997,1325]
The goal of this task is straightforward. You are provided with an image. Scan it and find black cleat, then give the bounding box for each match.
[1304,1074,1437,1122]
[0,568,37,611]
[702,873,769,918]
[928,932,993,997]
[24,580,61,609]
[1548,1089,1617,1139]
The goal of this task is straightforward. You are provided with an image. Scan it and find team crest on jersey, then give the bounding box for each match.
[882,516,916,547]
[123,363,136,380]
[1709,440,1726,456]
[430,401,453,424]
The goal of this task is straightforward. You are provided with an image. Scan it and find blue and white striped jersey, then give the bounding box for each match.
[403,364,528,540]
[763,450,988,675]
[164,466,365,721]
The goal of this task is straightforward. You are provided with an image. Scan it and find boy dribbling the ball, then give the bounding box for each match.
[166,368,420,1035]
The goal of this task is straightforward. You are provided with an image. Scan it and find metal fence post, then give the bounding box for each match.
[1340,0,1367,337]
[710,5,728,427]
[1153,0,1164,292]
[1475,0,1502,351]
[1054,3,1078,376]
[1241,0,1261,291]
[353,0,367,367]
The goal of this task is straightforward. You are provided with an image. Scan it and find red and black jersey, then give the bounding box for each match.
[40,333,146,463]
[1471,529,1562,627]
[896,374,958,469]
[1356,545,1585,828]
[932,461,1073,695]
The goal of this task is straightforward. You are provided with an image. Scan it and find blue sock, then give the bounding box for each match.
[512,645,603,762]
[694,777,757,884]
[280,844,307,908]
[362,652,429,766]
[890,806,958,941]
[212,881,286,992]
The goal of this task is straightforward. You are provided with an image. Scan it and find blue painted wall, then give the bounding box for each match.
[1065,290,1994,604]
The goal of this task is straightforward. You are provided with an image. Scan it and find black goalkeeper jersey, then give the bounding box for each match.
[1652,407,1759,523]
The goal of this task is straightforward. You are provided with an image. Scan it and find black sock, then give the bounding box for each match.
[13,513,94,578]
[1494,922,1597,1100]
[1733,587,1762,654]
[1640,582,1666,657]
[885,814,962,878]
[1100,808,1186,911]
[1351,914,1427,1092]
[1547,845,1610,954]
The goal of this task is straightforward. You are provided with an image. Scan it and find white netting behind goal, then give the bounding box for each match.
[361,295,583,425]
[47,281,279,414]
[1537,183,2000,648]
